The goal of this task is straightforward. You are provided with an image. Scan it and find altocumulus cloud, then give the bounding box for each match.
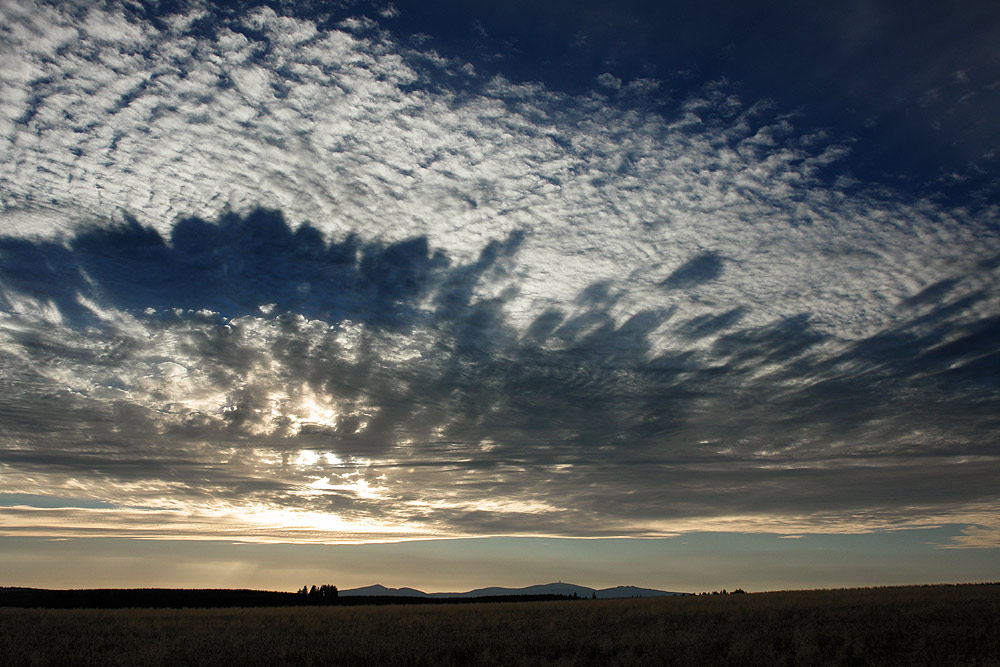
[1,1,999,546]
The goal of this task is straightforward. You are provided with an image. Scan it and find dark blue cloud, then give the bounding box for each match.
[662,252,725,290]
[0,209,451,328]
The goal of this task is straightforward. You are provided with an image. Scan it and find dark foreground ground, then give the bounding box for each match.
[1,584,998,666]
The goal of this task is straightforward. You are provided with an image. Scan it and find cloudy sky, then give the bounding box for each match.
[1,0,999,592]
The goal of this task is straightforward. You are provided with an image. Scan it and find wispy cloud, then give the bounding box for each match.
[1,2,998,546]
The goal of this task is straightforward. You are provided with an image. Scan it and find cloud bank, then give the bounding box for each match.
[1,1,998,545]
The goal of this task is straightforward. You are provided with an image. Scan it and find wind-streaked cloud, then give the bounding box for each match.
[1,1,998,550]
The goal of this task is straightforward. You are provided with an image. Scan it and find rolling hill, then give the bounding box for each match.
[339,582,689,598]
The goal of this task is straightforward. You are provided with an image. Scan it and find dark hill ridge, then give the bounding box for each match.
[0,587,592,608]
[340,582,690,598]
[0,583,691,608]
[0,587,304,608]
[338,584,427,597]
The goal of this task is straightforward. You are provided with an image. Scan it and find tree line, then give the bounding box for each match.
[298,584,338,600]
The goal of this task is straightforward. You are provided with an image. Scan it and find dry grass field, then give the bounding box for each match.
[2,584,998,666]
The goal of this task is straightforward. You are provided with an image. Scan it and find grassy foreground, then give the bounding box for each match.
[1,584,998,666]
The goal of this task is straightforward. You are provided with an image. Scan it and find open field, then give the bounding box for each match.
[2,584,998,666]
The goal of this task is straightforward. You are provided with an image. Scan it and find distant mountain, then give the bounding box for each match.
[430,582,595,598]
[339,582,690,598]
[339,584,427,597]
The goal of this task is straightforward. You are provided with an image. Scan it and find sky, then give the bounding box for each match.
[0,0,998,594]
